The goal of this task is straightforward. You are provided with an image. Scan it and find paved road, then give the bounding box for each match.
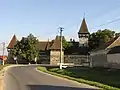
[4,65,98,90]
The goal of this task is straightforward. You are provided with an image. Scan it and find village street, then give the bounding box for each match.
[4,65,98,90]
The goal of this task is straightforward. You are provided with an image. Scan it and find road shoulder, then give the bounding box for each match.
[36,68,100,89]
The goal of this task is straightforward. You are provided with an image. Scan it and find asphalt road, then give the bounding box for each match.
[4,65,98,90]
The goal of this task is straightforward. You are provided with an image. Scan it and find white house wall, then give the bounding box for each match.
[107,54,120,64]
[107,54,120,69]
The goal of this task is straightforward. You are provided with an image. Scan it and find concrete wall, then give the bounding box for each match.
[91,52,108,67]
[107,54,120,69]
[50,50,64,65]
[107,54,120,64]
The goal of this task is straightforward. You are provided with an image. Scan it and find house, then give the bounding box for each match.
[7,34,17,63]
[90,36,120,69]
[37,36,64,65]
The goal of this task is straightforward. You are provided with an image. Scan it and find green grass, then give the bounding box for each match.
[37,66,120,90]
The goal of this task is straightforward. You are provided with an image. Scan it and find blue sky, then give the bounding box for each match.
[0,0,120,46]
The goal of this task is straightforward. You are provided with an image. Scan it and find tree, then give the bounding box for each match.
[115,33,120,37]
[11,41,21,58]
[25,34,39,62]
[89,29,115,49]
[11,33,39,63]
[63,39,72,50]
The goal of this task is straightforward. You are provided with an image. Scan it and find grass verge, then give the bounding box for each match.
[37,66,120,90]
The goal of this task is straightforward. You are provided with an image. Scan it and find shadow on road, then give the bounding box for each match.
[27,85,97,90]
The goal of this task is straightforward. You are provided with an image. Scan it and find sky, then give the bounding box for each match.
[0,0,120,55]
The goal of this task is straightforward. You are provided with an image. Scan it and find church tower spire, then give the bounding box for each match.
[78,18,89,47]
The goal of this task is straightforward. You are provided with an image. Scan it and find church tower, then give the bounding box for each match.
[78,18,89,47]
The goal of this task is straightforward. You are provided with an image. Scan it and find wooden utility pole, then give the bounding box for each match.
[59,27,64,69]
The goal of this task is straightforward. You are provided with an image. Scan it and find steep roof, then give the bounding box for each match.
[7,35,17,49]
[78,18,89,34]
[37,41,53,51]
[49,36,62,50]
[106,36,120,49]
[37,36,64,51]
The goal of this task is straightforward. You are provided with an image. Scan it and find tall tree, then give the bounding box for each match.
[89,29,115,49]
[115,33,120,37]
[63,38,72,50]
[11,33,39,63]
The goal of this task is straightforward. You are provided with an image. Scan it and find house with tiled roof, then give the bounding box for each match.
[7,35,17,63]
[90,36,120,69]
[36,36,64,64]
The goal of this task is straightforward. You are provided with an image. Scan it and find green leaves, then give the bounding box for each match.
[89,29,117,50]
[11,33,39,63]
[63,39,72,49]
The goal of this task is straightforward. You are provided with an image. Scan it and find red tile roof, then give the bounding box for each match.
[7,35,17,49]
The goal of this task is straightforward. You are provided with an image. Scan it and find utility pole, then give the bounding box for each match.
[59,27,64,69]
[2,42,5,65]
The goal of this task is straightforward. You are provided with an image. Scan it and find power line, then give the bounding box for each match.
[91,17,120,31]
[98,18,120,27]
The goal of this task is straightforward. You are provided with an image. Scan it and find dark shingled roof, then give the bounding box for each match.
[37,41,53,51]
[49,36,64,50]
[78,18,89,34]
[108,46,120,54]
[91,36,120,52]
[7,35,17,49]
[37,36,64,51]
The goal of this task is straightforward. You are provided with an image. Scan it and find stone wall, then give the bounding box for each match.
[64,55,90,66]
[39,55,50,64]
[50,50,64,65]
